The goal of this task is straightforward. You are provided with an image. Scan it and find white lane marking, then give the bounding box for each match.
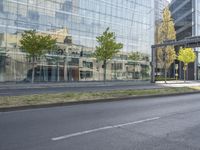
[51,117,160,141]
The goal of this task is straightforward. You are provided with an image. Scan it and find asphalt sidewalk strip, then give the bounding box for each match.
[51,117,160,141]
[0,92,9,94]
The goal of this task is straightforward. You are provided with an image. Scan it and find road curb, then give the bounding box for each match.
[1,91,200,112]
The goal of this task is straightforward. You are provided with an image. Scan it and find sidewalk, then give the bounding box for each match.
[1,80,200,90]
[156,80,200,87]
[0,80,151,90]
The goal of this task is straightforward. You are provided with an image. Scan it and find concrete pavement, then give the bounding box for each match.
[0,81,162,96]
[1,80,200,96]
[1,94,200,150]
[0,80,150,89]
[158,80,200,87]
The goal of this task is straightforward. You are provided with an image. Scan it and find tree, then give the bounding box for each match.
[129,52,141,61]
[94,28,123,81]
[20,30,56,83]
[157,7,176,83]
[177,47,196,82]
[129,51,150,62]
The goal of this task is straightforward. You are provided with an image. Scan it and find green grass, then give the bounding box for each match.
[0,87,199,108]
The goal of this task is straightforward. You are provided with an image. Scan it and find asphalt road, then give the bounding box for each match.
[0,84,161,96]
[1,94,200,150]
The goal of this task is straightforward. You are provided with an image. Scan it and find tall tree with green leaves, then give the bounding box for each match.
[157,7,176,83]
[177,47,196,82]
[20,30,56,83]
[95,28,123,81]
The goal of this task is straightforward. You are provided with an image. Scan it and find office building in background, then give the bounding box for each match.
[169,0,200,80]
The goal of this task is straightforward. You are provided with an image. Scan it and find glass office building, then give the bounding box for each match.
[0,0,154,82]
[155,0,169,24]
[170,0,200,80]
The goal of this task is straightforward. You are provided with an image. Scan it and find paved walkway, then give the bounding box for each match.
[0,80,160,96]
[157,80,200,87]
[1,80,200,90]
[0,80,151,90]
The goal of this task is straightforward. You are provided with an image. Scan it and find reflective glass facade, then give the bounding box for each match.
[0,0,154,82]
[170,0,193,41]
[155,0,169,24]
[170,0,200,80]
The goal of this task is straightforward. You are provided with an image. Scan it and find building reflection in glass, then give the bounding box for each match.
[0,0,154,82]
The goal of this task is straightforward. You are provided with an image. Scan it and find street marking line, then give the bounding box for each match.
[51,117,160,141]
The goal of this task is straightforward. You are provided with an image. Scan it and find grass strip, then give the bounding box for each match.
[0,87,199,108]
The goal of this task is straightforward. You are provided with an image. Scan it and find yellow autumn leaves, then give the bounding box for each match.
[156,7,197,82]
[156,7,177,82]
[177,47,196,66]
[177,47,196,82]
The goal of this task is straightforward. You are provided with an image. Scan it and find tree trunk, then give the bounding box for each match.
[64,58,68,82]
[103,60,106,82]
[164,68,167,84]
[184,69,186,83]
[57,62,60,82]
[163,48,167,84]
[31,57,35,83]
[39,64,42,82]
[184,64,187,83]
